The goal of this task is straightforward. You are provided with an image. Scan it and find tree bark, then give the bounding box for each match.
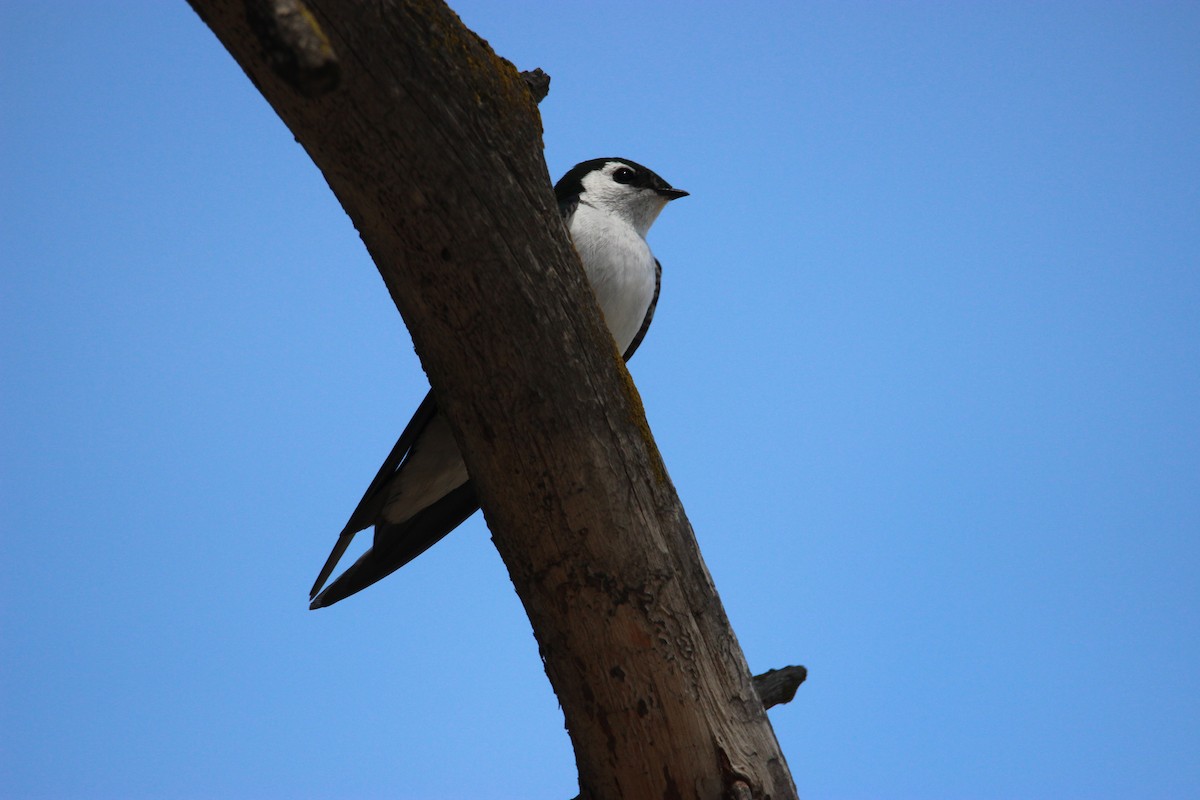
[186,1,798,797]
[753,666,808,711]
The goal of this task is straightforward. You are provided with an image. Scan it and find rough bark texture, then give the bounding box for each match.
[186,1,798,797]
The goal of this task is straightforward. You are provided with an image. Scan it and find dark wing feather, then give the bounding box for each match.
[622,258,661,362]
[308,390,438,600]
[310,482,479,609]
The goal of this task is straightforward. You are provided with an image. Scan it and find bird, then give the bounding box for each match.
[309,158,688,609]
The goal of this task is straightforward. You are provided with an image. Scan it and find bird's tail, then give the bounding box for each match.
[309,481,480,609]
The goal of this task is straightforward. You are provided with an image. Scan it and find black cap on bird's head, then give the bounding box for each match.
[555,158,687,235]
[554,157,688,204]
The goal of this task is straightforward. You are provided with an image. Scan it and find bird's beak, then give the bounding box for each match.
[656,187,689,201]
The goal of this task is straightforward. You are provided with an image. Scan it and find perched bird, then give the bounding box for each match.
[309,158,687,609]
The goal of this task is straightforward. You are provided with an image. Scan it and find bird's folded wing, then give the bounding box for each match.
[308,389,439,600]
[622,258,662,362]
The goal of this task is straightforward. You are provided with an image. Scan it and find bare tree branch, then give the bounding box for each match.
[244,0,341,96]
[521,67,551,103]
[186,1,798,797]
[754,666,808,710]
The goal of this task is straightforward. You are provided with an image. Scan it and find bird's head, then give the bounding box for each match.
[555,158,688,236]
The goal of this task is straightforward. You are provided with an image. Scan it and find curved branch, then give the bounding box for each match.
[186,1,798,797]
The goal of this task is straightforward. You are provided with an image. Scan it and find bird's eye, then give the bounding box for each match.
[612,167,636,184]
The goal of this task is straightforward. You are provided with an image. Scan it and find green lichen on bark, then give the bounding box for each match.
[614,355,669,487]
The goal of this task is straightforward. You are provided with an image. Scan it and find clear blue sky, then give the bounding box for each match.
[3,2,1197,798]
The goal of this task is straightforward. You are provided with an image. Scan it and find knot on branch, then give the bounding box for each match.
[245,0,341,97]
[521,68,551,103]
[752,665,807,709]
[727,780,755,800]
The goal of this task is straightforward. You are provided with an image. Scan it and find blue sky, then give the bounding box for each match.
[3,2,1198,798]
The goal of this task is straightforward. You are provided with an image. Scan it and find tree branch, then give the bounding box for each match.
[520,68,550,103]
[244,0,341,96]
[186,1,798,797]
[753,665,808,710]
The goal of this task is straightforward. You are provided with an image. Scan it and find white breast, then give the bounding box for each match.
[568,203,657,354]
